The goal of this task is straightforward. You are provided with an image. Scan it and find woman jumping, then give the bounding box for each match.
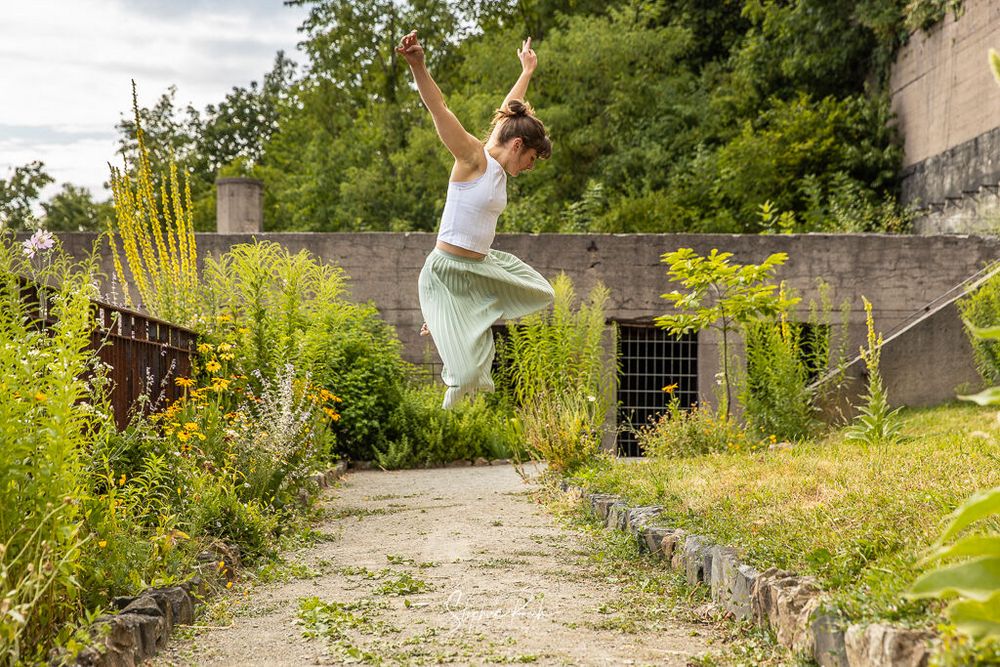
[396,30,555,409]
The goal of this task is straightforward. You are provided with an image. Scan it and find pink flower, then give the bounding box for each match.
[22,230,54,259]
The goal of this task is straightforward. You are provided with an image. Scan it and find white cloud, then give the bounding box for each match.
[0,0,308,200]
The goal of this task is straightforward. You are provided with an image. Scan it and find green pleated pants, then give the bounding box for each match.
[418,248,554,408]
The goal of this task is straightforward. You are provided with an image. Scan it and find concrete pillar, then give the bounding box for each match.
[216,177,263,233]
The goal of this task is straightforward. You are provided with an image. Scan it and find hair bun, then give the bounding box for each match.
[504,99,530,118]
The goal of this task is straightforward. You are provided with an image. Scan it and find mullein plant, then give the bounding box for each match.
[108,81,199,326]
[844,296,903,447]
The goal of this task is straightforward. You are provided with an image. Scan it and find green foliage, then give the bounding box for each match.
[908,486,1000,647]
[40,183,114,232]
[499,274,612,472]
[200,239,346,383]
[638,396,753,458]
[740,317,818,441]
[844,297,904,447]
[0,233,106,662]
[0,161,53,231]
[300,300,407,461]
[656,247,796,418]
[377,386,521,469]
[957,266,1000,385]
[111,0,947,234]
[739,282,843,441]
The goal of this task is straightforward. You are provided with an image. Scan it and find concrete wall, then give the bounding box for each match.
[890,0,1000,231]
[891,0,1000,169]
[60,231,999,410]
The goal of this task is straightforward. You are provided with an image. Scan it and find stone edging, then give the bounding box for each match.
[65,461,349,667]
[561,482,937,667]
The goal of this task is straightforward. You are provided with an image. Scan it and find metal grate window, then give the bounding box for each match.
[616,325,698,457]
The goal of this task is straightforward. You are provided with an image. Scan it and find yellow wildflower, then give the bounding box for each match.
[98,540,108,548]
[217,343,233,352]
[184,422,199,431]
[197,343,214,354]
[177,431,191,442]
[119,473,127,486]
[205,360,222,373]
[662,383,678,394]
[175,377,195,388]
[34,391,47,402]
[220,353,235,361]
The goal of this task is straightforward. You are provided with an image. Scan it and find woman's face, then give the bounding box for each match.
[507,141,538,177]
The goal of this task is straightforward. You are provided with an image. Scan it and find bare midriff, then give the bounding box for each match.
[435,239,486,260]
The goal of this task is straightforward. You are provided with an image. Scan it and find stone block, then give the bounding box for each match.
[751,568,823,655]
[709,545,758,620]
[640,527,674,557]
[812,611,848,667]
[148,586,195,627]
[661,529,687,567]
[605,502,629,531]
[625,506,662,532]
[683,535,713,585]
[592,496,622,521]
[844,623,934,667]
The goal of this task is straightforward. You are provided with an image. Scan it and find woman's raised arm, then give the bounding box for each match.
[397,31,483,168]
[501,37,537,109]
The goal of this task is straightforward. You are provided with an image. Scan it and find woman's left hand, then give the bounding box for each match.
[518,37,536,74]
[396,30,425,67]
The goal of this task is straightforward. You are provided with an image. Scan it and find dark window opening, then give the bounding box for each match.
[616,325,698,457]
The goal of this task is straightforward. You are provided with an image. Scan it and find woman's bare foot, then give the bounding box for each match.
[419,322,430,337]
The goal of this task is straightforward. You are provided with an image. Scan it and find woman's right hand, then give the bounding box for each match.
[518,37,536,74]
[396,30,425,67]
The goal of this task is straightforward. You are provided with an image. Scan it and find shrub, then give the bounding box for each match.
[739,282,845,441]
[200,239,346,386]
[638,396,753,459]
[376,386,521,469]
[498,273,613,471]
[957,265,1000,385]
[300,300,407,462]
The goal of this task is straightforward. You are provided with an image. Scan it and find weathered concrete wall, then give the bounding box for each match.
[890,0,1000,232]
[60,232,999,410]
[891,0,1000,169]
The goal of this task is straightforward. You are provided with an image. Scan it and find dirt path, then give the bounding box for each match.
[154,464,717,666]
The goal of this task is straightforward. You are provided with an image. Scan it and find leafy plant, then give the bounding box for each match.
[908,486,1000,648]
[656,248,796,419]
[638,392,753,459]
[0,233,107,662]
[844,297,903,447]
[200,239,347,385]
[378,386,521,469]
[499,273,613,471]
[957,264,1000,385]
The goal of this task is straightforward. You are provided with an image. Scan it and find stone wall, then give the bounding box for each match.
[890,0,1000,231]
[60,231,999,410]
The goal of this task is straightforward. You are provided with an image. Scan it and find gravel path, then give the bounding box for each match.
[154,464,716,666]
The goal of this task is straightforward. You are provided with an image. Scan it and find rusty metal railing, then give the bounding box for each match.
[19,277,197,429]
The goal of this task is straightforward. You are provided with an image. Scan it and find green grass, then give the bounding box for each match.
[570,403,1000,627]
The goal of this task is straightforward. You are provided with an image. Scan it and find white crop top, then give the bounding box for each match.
[436,147,507,254]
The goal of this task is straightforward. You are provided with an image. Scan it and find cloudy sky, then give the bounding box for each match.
[0,0,310,202]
